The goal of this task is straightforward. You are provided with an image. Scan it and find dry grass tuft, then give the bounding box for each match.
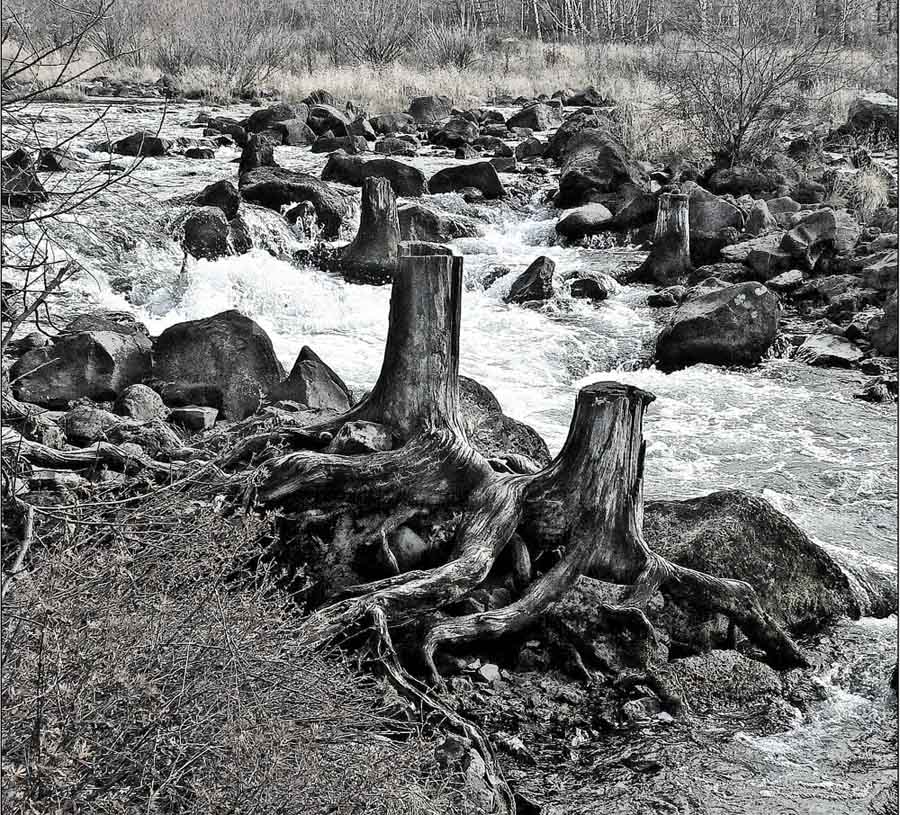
[1,473,459,814]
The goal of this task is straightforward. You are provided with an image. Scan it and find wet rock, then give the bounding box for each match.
[781,209,862,270]
[1,148,47,207]
[428,162,505,199]
[408,94,453,124]
[107,131,172,157]
[169,405,217,431]
[238,133,276,176]
[655,282,780,369]
[321,152,427,197]
[12,325,152,408]
[398,203,481,242]
[555,130,646,208]
[555,203,614,240]
[569,271,616,301]
[245,101,301,134]
[683,182,744,264]
[507,103,558,132]
[307,103,351,137]
[369,112,416,135]
[459,376,550,466]
[185,147,214,159]
[240,167,348,238]
[870,292,898,356]
[326,420,392,455]
[36,147,82,172]
[153,310,285,420]
[647,285,687,307]
[855,374,898,403]
[505,256,555,304]
[794,334,864,367]
[645,490,867,634]
[662,651,784,712]
[193,179,240,220]
[274,345,351,412]
[181,206,232,260]
[114,383,168,421]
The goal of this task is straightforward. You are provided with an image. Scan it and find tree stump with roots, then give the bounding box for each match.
[632,192,693,285]
[236,252,806,811]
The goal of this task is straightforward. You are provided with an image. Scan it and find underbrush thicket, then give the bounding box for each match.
[0,469,458,813]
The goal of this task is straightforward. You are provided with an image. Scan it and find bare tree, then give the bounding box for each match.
[329,0,417,66]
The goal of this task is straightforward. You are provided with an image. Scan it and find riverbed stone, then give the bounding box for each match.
[505,256,555,304]
[555,203,614,240]
[655,282,780,369]
[398,203,482,242]
[114,383,168,421]
[428,162,505,199]
[322,152,427,197]
[153,310,285,420]
[181,206,232,260]
[794,334,864,367]
[193,179,240,220]
[507,103,557,132]
[274,346,351,412]
[555,129,646,208]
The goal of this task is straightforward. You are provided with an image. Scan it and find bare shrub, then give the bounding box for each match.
[651,2,849,163]
[328,0,416,67]
[422,24,483,71]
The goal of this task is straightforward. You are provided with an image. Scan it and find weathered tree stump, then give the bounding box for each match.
[338,176,401,284]
[633,192,692,285]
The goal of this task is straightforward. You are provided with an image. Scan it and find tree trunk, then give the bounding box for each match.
[632,192,692,286]
[338,177,401,285]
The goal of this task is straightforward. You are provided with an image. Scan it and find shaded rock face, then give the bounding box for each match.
[275,346,351,412]
[397,204,482,242]
[644,490,864,635]
[369,112,417,135]
[11,326,152,408]
[555,203,614,240]
[507,103,558,132]
[408,94,453,123]
[655,282,781,369]
[311,135,368,154]
[781,209,861,270]
[275,118,317,146]
[430,117,479,147]
[428,162,505,199]
[114,383,168,421]
[705,165,773,197]
[181,206,232,260]
[205,117,247,146]
[1,148,47,207]
[569,271,616,301]
[238,133,276,176]
[458,376,551,467]
[871,292,898,356]
[515,137,545,160]
[307,104,351,137]
[153,310,285,420]
[504,256,555,304]
[683,182,744,264]
[245,102,301,134]
[555,129,646,208]
[193,179,240,220]
[239,167,348,238]
[321,152,427,197]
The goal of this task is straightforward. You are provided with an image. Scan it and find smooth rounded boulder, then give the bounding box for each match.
[321,152,427,198]
[398,203,482,242]
[655,282,781,369]
[428,162,505,199]
[555,203,614,240]
[153,310,285,420]
[555,129,646,208]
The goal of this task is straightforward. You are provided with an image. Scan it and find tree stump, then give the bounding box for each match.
[339,176,400,284]
[633,192,692,286]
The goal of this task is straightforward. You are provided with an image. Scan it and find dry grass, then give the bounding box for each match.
[0,472,462,814]
[833,166,892,222]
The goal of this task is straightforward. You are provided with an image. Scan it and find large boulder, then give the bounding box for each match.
[794,333,864,367]
[428,162,505,199]
[459,376,551,467]
[565,86,610,107]
[870,292,898,356]
[655,282,780,369]
[844,93,898,137]
[153,310,285,420]
[544,110,604,163]
[644,490,866,634]
[555,129,646,208]
[684,181,744,264]
[369,112,417,135]
[11,322,152,408]
[780,209,861,270]
[307,104,351,137]
[205,116,247,147]
[274,118,317,146]
[274,346,351,412]
[705,164,774,197]
[430,117,479,147]
[193,179,240,220]
[398,203,482,242]
[555,203,614,240]
[245,102,302,134]
[239,167,348,238]
[181,206,233,260]
[504,256,555,304]
[106,131,172,157]
[321,152,427,197]
[507,103,557,132]
[1,148,47,207]
[238,133,276,176]
[408,95,453,124]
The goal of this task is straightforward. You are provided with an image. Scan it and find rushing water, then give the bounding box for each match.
[6,100,897,813]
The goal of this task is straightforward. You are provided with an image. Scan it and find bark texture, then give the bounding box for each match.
[633,192,693,285]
